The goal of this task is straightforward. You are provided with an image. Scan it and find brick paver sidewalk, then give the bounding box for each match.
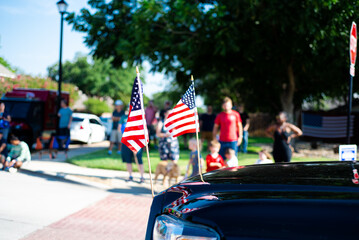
[22,194,153,240]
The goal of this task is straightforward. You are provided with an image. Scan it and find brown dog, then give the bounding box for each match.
[154,161,181,186]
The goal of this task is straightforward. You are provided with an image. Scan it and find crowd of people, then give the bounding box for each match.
[0,98,75,172]
[0,95,302,180]
[108,96,302,182]
[0,101,32,173]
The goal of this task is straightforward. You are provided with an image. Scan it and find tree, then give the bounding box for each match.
[84,98,112,115]
[67,0,359,121]
[0,57,16,73]
[48,54,142,104]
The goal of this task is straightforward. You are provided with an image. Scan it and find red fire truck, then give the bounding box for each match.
[1,88,69,145]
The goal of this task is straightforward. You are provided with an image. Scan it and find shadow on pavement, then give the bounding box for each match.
[19,169,92,187]
[108,186,154,196]
[19,169,158,196]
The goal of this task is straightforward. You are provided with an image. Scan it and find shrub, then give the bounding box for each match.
[84,98,111,115]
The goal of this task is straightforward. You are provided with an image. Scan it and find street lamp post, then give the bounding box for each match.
[56,0,68,134]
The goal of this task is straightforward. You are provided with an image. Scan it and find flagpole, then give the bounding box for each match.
[137,66,155,198]
[191,75,205,183]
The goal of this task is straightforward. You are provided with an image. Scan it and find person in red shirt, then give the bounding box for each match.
[206,140,225,172]
[212,97,243,160]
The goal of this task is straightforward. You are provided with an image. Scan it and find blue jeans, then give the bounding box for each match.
[240,131,249,153]
[219,141,238,160]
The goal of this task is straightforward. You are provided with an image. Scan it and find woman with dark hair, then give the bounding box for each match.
[156,109,179,167]
[266,112,302,163]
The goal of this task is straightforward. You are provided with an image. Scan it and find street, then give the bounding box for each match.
[0,168,152,240]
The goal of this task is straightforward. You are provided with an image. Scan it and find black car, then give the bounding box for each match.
[145,161,359,240]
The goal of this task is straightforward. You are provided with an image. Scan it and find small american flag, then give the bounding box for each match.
[165,83,199,137]
[121,76,148,152]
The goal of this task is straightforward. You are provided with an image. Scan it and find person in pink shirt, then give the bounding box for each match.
[145,100,158,147]
[212,97,243,160]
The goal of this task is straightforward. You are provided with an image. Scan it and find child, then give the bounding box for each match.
[2,135,31,172]
[225,148,238,167]
[206,140,225,172]
[256,149,273,164]
[185,138,203,178]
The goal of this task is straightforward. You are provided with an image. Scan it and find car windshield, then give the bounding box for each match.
[4,101,31,119]
[72,117,84,122]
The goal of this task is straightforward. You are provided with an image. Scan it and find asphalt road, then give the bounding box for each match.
[0,170,108,240]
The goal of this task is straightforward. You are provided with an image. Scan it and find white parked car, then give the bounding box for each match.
[70,113,106,144]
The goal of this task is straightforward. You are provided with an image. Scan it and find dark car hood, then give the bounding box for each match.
[182,161,359,186]
[160,162,359,239]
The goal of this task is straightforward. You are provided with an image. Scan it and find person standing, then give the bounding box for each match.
[54,99,72,158]
[238,104,250,153]
[145,100,158,148]
[200,105,216,151]
[108,100,124,155]
[58,99,72,138]
[213,97,243,160]
[120,107,144,183]
[266,112,302,163]
[156,109,179,167]
[0,101,11,142]
[159,100,171,121]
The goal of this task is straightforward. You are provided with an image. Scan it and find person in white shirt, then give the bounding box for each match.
[256,149,273,164]
[225,148,239,167]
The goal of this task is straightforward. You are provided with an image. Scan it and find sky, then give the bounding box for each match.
[0,0,171,99]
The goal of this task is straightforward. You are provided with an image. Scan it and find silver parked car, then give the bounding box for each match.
[70,113,106,144]
[99,115,113,139]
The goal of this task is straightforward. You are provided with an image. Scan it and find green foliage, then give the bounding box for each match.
[151,88,182,110]
[67,0,359,117]
[48,55,143,104]
[0,75,78,106]
[0,57,15,72]
[84,98,112,115]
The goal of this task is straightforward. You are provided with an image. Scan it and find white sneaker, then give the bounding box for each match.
[8,167,17,173]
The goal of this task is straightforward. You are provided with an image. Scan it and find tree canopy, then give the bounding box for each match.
[67,0,359,120]
[48,54,141,104]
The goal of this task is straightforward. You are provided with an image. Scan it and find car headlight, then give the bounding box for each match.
[153,214,220,240]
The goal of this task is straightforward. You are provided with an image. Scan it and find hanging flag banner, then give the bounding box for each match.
[350,22,357,77]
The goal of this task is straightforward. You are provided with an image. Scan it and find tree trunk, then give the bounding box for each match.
[280,63,295,123]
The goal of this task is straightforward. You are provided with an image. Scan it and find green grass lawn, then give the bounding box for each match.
[67,137,334,174]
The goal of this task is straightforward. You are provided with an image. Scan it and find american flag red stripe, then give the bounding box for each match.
[121,76,148,152]
[164,83,199,137]
[165,101,198,137]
